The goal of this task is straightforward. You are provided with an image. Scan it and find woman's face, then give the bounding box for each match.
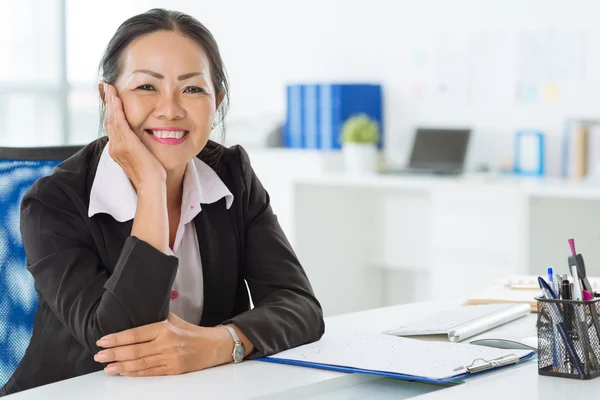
[109,30,217,174]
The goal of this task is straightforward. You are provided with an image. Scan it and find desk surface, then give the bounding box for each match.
[294,172,600,200]
[7,301,600,400]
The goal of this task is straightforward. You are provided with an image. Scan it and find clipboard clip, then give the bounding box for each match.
[454,354,520,374]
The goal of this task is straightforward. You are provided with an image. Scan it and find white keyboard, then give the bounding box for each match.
[385,303,531,342]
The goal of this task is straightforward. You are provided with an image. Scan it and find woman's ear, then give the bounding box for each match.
[98,80,107,104]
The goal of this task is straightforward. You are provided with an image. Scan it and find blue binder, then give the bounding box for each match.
[284,84,304,148]
[514,130,545,176]
[285,83,383,150]
[303,84,320,149]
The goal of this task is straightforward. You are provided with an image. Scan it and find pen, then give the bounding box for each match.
[560,277,574,373]
[548,267,556,295]
[562,277,574,334]
[562,278,571,301]
[545,270,560,371]
[555,274,562,298]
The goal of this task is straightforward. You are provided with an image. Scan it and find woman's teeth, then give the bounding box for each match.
[150,130,187,139]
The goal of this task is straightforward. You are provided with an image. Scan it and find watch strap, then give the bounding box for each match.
[218,324,244,363]
[220,324,241,344]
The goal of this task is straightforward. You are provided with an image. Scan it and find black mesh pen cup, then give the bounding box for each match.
[536,296,600,380]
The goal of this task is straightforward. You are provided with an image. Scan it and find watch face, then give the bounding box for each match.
[233,344,245,362]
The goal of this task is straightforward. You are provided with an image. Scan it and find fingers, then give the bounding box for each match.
[103,84,124,139]
[94,342,159,363]
[96,322,163,348]
[111,94,124,132]
[121,366,170,377]
[103,84,115,140]
[104,355,166,375]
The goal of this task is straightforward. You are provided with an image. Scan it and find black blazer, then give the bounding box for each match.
[0,137,324,396]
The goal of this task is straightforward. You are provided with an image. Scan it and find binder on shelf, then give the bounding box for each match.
[514,130,545,176]
[303,84,320,149]
[284,83,383,150]
[258,332,535,385]
[284,84,304,148]
[562,118,600,179]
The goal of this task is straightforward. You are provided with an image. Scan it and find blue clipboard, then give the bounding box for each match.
[257,352,536,386]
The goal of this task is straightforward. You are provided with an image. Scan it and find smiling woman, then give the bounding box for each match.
[0,8,324,397]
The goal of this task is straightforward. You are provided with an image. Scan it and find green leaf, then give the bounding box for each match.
[340,113,379,144]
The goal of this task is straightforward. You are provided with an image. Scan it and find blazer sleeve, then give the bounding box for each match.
[20,177,179,355]
[222,146,325,357]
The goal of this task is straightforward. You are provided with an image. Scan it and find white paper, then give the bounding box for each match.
[269,332,532,381]
[515,29,586,103]
[518,134,541,172]
[469,31,515,104]
[432,33,471,104]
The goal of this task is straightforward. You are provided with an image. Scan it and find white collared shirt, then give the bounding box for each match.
[89,145,234,324]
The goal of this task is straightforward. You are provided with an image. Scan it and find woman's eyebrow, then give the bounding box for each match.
[130,69,204,80]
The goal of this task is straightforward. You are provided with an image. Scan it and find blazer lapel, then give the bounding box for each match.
[196,199,239,327]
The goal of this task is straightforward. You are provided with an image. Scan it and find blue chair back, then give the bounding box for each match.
[0,146,82,388]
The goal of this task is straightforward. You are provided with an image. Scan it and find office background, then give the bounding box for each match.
[3,0,600,317]
[4,0,600,166]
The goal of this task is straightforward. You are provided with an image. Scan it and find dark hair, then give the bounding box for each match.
[97,8,229,162]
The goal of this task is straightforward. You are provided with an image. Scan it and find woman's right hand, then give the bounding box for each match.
[103,82,170,254]
[103,83,166,191]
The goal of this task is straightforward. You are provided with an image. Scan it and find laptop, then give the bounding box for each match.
[384,127,471,175]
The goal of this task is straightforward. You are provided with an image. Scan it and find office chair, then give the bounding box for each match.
[0,145,83,388]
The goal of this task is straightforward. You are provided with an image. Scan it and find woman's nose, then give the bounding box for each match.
[154,94,185,120]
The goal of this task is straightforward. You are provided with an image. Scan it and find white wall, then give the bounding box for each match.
[68,0,600,175]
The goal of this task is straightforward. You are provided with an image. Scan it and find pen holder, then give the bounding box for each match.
[536,296,600,380]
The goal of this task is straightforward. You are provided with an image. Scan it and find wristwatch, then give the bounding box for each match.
[219,325,245,363]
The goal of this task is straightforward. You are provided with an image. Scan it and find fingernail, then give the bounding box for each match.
[96,338,109,347]
[94,351,108,362]
[105,365,118,374]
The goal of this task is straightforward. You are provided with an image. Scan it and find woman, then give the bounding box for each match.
[0,8,324,396]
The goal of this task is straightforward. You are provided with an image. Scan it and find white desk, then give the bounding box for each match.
[7,301,600,400]
[291,173,600,316]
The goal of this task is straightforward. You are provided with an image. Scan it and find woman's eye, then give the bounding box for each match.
[184,86,205,94]
[137,84,155,91]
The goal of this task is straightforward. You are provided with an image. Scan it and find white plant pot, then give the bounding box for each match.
[342,143,377,175]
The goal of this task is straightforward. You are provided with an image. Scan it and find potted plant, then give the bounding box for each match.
[340,113,380,174]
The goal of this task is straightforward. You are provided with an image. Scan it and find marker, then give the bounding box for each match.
[568,238,593,293]
[568,238,576,257]
[562,278,572,300]
[548,267,555,294]
[571,265,583,301]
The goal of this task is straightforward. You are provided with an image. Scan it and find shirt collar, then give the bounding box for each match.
[88,144,233,222]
